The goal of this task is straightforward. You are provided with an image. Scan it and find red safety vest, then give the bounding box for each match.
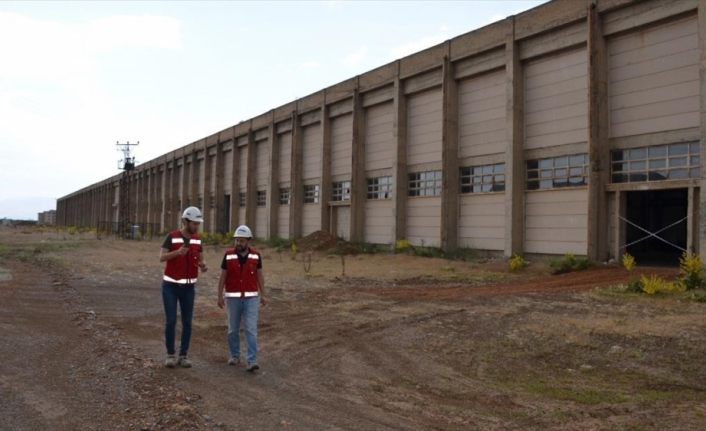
[163,231,202,285]
[223,247,260,298]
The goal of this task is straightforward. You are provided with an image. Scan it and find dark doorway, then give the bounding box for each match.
[625,189,687,266]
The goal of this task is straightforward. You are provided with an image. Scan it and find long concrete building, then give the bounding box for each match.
[57,0,706,263]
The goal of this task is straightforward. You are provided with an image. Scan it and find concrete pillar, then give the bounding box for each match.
[698,0,706,260]
[289,111,303,239]
[246,127,257,230]
[392,61,408,244]
[503,17,525,258]
[204,146,214,232]
[350,84,366,243]
[267,112,279,238]
[230,129,240,229]
[214,138,225,233]
[587,0,610,261]
[320,102,332,233]
[441,49,460,253]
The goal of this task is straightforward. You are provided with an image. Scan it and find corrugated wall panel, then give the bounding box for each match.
[302,204,321,236]
[198,158,205,196]
[256,207,268,239]
[278,133,292,182]
[524,48,587,149]
[335,206,350,240]
[459,70,506,158]
[608,15,699,138]
[365,102,394,171]
[524,189,588,254]
[458,193,505,250]
[364,200,393,244]
[256,139,268,187]
[331,114,352,177]
[302,124,322,180]
[407,89,442,165]
[278,205,290,239]
[238,146,248,186]
[407,197,441,247]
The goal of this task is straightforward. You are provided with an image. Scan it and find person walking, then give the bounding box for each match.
[159,206,208,368]
[217,225,267,372]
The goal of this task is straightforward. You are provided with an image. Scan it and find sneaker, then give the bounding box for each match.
[178,356,192,368]
[165,354,177,368]
[228,357,240,366]
[246,362,260,372]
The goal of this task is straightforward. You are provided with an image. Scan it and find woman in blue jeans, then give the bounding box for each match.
[159,207,207,368]
[217,225,267,372]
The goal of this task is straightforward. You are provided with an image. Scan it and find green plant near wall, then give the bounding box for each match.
[509,254,528,272]
[549,253,591,275]
[676,251,704,291]
[622,253,641,292]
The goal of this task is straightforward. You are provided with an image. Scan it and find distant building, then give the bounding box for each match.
[38,210,57,225]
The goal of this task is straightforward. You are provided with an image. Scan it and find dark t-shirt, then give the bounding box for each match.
[221,249,263,270]
[161,233,204,253]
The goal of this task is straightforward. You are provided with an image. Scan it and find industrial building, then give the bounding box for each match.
[38,210,57,225]
[57,0,706,263]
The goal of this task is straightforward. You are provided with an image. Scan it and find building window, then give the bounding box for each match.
[279,188,290,205]
[332,181,351,202]
[239,192,246,207]
[460,163,505,193]
[527,154,588,190]
[304,184,320,204]
[611,142,700,183]
[256,190,266,207]
[408,170,442,197]
[367,176,393,200]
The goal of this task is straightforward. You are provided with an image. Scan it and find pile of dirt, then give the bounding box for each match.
[294,230,340,252]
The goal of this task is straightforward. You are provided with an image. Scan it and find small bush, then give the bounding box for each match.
[677,251,704,291]
[640,274,680,295]
[395,239,411,253]
[509,254,528,272]
[550,253,591,275]
[622,253,636,273]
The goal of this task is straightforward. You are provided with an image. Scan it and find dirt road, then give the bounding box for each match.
[2,228,706,430]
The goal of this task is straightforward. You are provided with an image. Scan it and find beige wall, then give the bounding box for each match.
[278,205,290,239]
[256,207,268,238]
[331,114,352,178]
[256,139,268,187]
[364,199,393,244]
[335,206,350,240]
[302,203,321,236]
[459,193,505,250]
[302,124,322,180]
[365,102,394,171]
[524,47,588,150]
[407,88,443,166]
[524,189,588,254]
[407,197,441,247]
[608,15,700,138]
[278,133,292,181]
[459,70,506,159]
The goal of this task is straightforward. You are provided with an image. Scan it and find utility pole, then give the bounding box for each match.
[117,141,139,238]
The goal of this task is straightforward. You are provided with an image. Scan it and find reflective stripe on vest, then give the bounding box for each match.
[163,274,198,284]
[224,291,259,298]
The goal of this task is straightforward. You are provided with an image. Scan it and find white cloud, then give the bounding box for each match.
[341,46,368,67]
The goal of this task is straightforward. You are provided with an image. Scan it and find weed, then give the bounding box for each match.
[549,253,591,275]
[509,254,528,272]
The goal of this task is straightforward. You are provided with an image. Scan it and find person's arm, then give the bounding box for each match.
[159,246,188,262]
[198,247,208,272]
[257,270,267,306]
[217,269,227,309]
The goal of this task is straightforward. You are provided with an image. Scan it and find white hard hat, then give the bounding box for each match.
[182,206,204,223]
[233,225,253,239]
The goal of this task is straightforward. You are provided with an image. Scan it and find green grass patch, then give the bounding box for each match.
[524,380,627,405]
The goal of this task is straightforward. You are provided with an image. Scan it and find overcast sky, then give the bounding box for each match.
[0,0,547,220]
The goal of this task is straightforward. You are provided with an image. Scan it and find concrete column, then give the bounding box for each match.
[267,112,279,238]
[204,146,213,232]
[230,130,240,229]
[320,102,332,233]
[698,0,706,260]
[587,0,610,261]
[613,191,626,260]
[441,50,460,253]
[246,127,257,230]
[503,17,525,258]
[350,84,366,243]
[392,62,408,244]
[214,138,225,233]
[289,111,303,239]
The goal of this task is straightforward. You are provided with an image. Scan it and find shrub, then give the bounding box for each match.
[549,253,591,275]
[395,239,411,253]
[509,254,528,272]
[677,251,704,291]
[640,274,679,295]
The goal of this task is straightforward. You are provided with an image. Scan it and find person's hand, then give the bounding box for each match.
[260,296,268,307]
[217,296,224,309]
[177,245,189,256]
[199,262,208,272]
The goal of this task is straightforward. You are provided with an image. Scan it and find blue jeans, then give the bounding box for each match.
[226,297,259,363]
[162,281,195,356]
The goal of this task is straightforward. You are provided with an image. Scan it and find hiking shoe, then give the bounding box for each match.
[246,362,260,372]
[228,357,240,366]
[165,354,177,368]
[178,356,192,368]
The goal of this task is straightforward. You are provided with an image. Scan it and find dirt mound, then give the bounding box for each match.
[295,230,340,252]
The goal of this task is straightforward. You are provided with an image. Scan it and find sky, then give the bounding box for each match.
[0,0,547,220]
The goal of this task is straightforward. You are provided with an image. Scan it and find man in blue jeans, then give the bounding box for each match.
[159,206,207,368]
[217,225,267,372]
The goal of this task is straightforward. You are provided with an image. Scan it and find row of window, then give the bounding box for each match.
[235,144,700,206]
